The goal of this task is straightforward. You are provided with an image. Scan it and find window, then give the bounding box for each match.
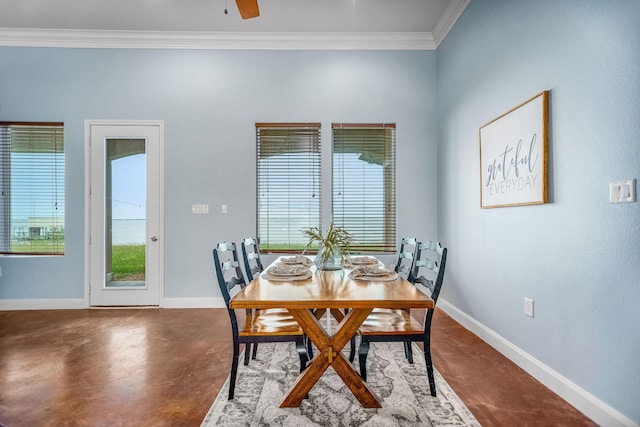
[256,123,321,252]
[0,122,65,255]
[332,123,396,252]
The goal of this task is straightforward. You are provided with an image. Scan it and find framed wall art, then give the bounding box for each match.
[479,91,549,208]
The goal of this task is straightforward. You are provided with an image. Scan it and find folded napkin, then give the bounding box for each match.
[266,263,310,276]
[350,256,378,265]
[344,256,379,267]
[348,265,393,278]
[280,255,314,267]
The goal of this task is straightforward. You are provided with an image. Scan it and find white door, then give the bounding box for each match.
[86,121,164,306]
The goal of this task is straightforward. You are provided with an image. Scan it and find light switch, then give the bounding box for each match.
[221,204,228,214]
[192,204,209,214]
[610,179,636,203]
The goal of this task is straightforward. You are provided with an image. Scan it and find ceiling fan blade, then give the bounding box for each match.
[235,0,259,19]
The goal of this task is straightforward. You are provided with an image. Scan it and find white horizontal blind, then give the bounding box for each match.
[0,122,65,255]
[256,123,321,252]
[332,123,396,253]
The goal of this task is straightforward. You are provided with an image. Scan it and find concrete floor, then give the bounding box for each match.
[0,308,596,426]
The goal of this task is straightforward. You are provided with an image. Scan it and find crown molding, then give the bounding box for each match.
[0,28,437,50]
[0,1,468,51]
[433,0,470,47]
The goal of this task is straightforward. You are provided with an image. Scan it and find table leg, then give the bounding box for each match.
[281,307,381,408]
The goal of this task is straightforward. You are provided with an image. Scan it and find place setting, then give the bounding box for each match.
[342,255,380,268]
[348,264,398,281]
[261,259,312,281]
[278,254,314,267]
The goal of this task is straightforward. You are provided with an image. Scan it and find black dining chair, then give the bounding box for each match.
[357,240,448,397]
[240,237,264,360]
[354,236,420,363]
[394,236,419,280]
[241,237,264,282]
[213,241,309,399]
[345,237,419,364]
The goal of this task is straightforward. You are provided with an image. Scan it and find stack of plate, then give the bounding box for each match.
[348,265,398,281]
[261,262,312,281]
[279,255,314,267]
[343,256,379,268]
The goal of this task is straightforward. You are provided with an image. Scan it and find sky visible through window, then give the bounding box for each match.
[10,153,65,222]
[112,154,146,220]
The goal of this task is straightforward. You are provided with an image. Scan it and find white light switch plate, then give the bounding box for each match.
[610,179,636,203]
[192,204,209,214]
[524,297,534,318]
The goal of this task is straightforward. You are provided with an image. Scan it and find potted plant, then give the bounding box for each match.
[302,223,353,270]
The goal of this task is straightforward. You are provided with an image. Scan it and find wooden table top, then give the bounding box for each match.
[230,260,434,310]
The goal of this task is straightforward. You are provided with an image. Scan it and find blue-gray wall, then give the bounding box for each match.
[0,48,439,300]
[1,1,639,424]
[437,0,639,423]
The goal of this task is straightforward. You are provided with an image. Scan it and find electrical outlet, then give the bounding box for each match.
[524,297,534,318]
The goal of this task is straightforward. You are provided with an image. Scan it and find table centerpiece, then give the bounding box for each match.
[302,223,353,270]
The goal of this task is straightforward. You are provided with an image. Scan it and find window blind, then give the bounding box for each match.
[332,123,396,253]
[0,122,65,255]
[256,123,321,252]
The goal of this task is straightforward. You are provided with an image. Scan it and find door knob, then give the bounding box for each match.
[150,236,158,242]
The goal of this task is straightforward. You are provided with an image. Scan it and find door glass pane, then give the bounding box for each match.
[105,138,146,288]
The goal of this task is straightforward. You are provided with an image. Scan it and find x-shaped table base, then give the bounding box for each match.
[280,307,381,408]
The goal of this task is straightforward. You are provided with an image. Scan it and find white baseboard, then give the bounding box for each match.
[438,299,637,427]
[161,297,225,308]
[0,298,86,310]
[0,297,226,310]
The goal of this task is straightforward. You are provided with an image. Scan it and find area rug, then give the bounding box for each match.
[201,341,480,426]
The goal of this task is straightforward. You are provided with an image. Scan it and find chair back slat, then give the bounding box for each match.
[241,237,264,282]
[414,257,438,273]
[218,241,232,252]
[222,258,239,271]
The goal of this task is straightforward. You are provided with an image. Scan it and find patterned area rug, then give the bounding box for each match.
[201,341,480,426]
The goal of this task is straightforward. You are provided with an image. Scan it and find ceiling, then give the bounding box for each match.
[0,0,469,50]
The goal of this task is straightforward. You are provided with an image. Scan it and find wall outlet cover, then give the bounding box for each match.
[524,297,534,317]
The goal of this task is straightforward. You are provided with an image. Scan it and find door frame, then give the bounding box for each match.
[83,120,165,307]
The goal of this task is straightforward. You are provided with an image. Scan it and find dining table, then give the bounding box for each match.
[229,255,435,408]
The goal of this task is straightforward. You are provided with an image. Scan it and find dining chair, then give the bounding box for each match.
[240,237,265,360]
[354,236,419,363]
[394,236,419,280]
[213,241,309,399]
[241,237,263,282]
[357,240,448,397]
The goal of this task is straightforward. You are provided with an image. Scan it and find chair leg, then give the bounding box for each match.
[295,337,309,372]
[244,343,251,365]
[229,340,240,400]
[305,335,314,360]
[424,337,436,397]
[358,339,370,381]
[296,337,311,400]
[404,340,414,364]
[348,335,356,363]
[252,342,258,359]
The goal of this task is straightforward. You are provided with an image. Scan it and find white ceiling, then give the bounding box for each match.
[0,0,469,50]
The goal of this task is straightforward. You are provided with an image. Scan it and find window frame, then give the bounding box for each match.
[331,123,396,253]
[0,121,65,256]
[255,123,321,253]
